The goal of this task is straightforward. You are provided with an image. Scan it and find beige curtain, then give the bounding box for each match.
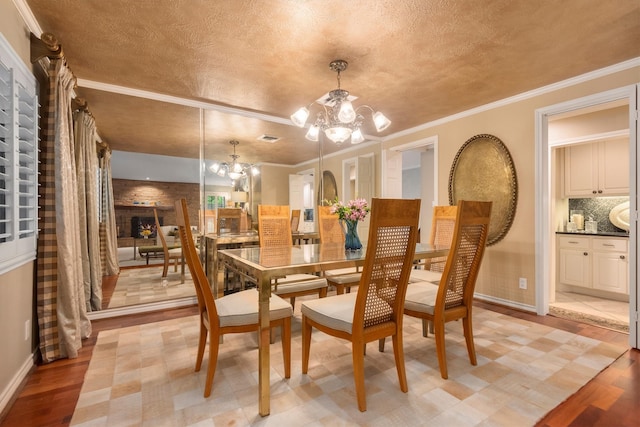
[37,59,91,362]
[101,150,120,276]
[74,110,102,311]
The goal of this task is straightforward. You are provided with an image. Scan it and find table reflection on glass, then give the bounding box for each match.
[217,242,449,416]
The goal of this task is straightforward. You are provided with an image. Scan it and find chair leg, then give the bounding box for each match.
[378,337,385,352]
[195,322,207,372]
[462,314,477,366]
[301,315,312,374]
[204,332,221,397]
[422,319,434,337]
[392,332,408,393]
[352,340,367,412]
[290,297,296,311]
[319,287,328,298]
[434,319,448,379]
[282,317,291,378]
[335,284,345,295]
[161,258,169,278]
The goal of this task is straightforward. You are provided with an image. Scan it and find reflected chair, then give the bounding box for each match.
[258,205,328,308]
[217,208,242,234]
[403,200,491,379]
[409,205,458,285]
[317,205,362,295]
[175,198,292,397]
[154,208,185,283]
[290,209,301,232]
[301,198,421,411]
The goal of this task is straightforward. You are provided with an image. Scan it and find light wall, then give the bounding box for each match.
[384,66,640,308]
[0,0,38,413]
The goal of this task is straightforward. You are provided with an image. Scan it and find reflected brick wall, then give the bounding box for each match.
[113,179,199,239]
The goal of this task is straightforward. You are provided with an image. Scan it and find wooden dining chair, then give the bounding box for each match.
[409,205,458,285]
[317,205,362,295]
[175,198,293,397]
[154,208,184,283]
[258,205,328,308]
[402,200,491,379]
[301,198,421,411]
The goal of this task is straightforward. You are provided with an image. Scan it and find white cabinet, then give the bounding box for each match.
[563,138,629,197]
[592,238,628,294]
[557,235,628,295]
[559,236,590,288]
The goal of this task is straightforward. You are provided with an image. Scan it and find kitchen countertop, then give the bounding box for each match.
[556,231,629,238]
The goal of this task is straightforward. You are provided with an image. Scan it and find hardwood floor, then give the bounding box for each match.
[0,294,637,426]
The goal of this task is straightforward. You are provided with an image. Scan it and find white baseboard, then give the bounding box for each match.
[88,296,197,320]
[0,352,35,416]
[475,293,537,313]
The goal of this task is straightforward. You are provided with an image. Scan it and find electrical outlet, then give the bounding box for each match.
[519,278,527,290]
[24,319,31,341]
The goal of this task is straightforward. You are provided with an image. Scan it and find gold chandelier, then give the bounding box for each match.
[290,59,391,145]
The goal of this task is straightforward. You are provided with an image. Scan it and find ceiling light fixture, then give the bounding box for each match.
[290,59,391,145]
[209,140,259,180]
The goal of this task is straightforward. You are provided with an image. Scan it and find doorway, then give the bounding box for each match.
[548,127,630,331]
[535,85,639,348]
[382,136,438,242]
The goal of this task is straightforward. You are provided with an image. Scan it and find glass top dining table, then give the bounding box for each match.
[216,242,449,416]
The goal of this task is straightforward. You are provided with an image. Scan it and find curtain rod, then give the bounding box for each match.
[30,32,111,155]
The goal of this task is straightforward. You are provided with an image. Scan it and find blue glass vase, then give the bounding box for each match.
[343,219,362,251]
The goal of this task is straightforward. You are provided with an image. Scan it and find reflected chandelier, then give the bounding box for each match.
[209,140,259,180]
[290,59,391,145]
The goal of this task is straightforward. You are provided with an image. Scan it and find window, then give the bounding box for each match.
[0,35,38,274]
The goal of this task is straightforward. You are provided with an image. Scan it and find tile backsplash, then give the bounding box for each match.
[568,197,629,233]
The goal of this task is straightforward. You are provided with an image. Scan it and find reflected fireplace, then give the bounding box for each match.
[131,216,162,238]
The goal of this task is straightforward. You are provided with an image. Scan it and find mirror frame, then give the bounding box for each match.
[448,133,518,246]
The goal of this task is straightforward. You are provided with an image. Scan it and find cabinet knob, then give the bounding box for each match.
[620,255,626,260]
[583,252,588,256]
[597,190,603,193]
[592,190,597,194]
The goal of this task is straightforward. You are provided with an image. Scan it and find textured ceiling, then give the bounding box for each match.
[25,0,640,165]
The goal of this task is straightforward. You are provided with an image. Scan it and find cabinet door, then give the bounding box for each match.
[598,138,629,196]
[592,251,628,294]
[564,144,598,197]
[559,248,590,288]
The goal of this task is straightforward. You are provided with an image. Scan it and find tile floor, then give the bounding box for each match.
[551,291,629,329]
[69,301,627,427]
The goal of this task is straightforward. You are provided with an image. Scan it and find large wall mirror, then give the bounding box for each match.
[76,89,204,314]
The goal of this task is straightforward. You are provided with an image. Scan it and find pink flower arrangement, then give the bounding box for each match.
[328,198,370,222]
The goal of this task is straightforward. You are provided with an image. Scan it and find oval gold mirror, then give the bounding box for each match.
[448,134,518,246]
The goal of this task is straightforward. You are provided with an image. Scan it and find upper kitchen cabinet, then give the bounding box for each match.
[563,137,629,198]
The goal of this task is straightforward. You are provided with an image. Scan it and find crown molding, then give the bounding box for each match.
[385,57,640,141]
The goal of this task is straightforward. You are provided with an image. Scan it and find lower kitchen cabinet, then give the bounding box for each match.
[557,234,628,295]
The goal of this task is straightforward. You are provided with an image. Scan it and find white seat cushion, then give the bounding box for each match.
[216,289,293,327]
[274,274,328,294]
[409,269,442,284]
[167,248,183,257]
[325,267,361,285]
[404,281,439,315]
[301,292,358,334]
